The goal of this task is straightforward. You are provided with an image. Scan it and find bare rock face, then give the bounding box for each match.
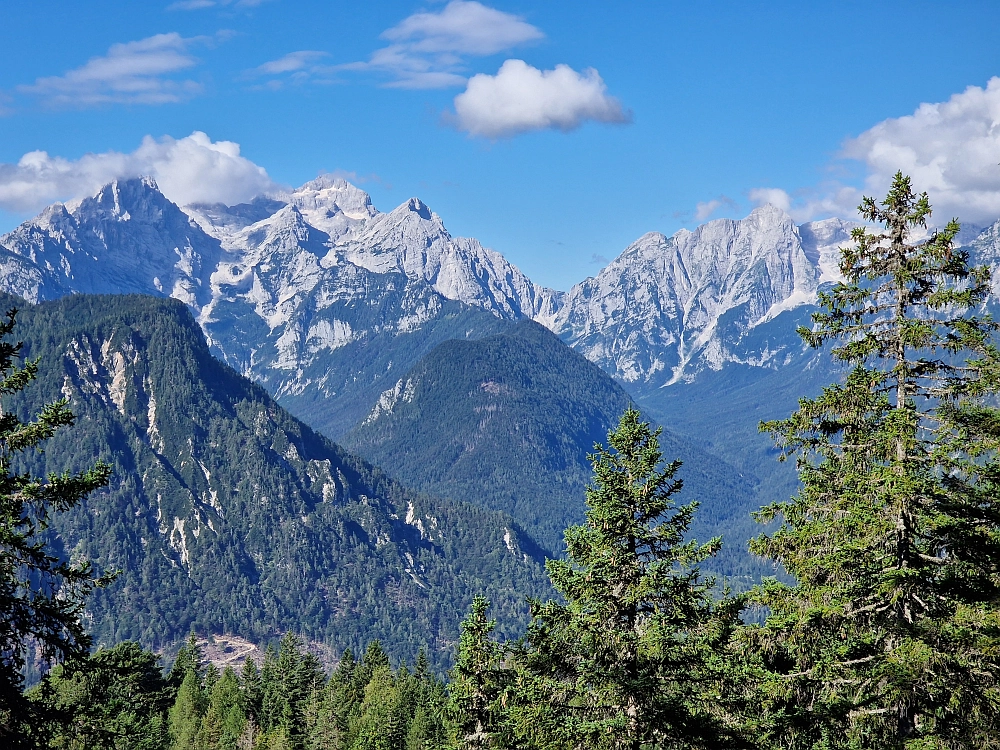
[1,174,993,429]
[0,177,223,307]
[0,178,540,435]
[550,205,826,386]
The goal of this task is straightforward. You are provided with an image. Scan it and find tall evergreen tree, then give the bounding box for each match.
[350,667,406,750]
[169,635,206,689]
[509,409,740,750]
[41,641,171,750]
[749,172,1000,747]
[448,596,505,750]
[0,308,113,748]
[170,669,207,750]
[197,665,245,750]
[406,649,449,750]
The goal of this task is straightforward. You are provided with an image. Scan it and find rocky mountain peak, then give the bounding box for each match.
[286,176,377,237]
[547,204,819,386]
[81,176,175,223]
[798,217,856,284]
[403,197,433,221]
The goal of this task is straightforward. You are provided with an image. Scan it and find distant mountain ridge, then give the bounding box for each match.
[3,176,998,579]
[341,320,765,581]
[8,174,990,405]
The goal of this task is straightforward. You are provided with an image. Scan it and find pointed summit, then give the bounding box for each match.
[403,197,433,220]
[549,205,818,386]
[0,178,222,306]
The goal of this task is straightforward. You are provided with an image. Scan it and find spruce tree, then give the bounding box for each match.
[350,666,406,750]
[406,649,449,750]
[41,641,171,750]
[509,409,740,750]
[0,308,113,748]
[749,172,1000,747]
[170,635,206,689]
[240,657,262,730]
[170,669,207,750]
[448,596,505,749]
[198,665,245,750]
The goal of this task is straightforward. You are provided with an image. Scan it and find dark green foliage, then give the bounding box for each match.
[199,665,246,749]
[746,174,1000,747]
[0,308,113,748]
[36,641,172,749]
[170,669,206,749]
[151,636,452,750]
[505,410,743,749]
[0,293,551,670]
[448,596,505,749]
[169,634,206,688]
[344,320,758,559]
[632,328,838,586]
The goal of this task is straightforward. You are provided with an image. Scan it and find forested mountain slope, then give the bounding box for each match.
[343,321,766,581]
[2,293,550,667]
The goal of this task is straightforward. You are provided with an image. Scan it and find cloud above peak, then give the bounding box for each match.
[452,60,630,138]
[752,77,1000,225]
[843,77,1000,223]
[0,132,278,213]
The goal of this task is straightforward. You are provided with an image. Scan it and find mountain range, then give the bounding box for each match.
[5,293,550,667]
[9,176,994,403]
[4,175,999,610]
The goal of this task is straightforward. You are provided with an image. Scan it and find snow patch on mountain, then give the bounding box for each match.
[4,173,996,410]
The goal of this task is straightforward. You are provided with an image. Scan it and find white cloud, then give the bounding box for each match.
[256,51,328,75]
[452,59,630,138]
[748,184,865,223]
[695,195,738,221]
[751,77,1000,225]
[0,132,278,213]
[342,1,542,89]
[167,0,270,10]
[748,188,792,213]
[842,77,1000,224]
[18,33,207,108]
[249,50,335,87]
[382,0,543,55]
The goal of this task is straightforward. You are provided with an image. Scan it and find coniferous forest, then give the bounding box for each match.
[5,175,1000,748]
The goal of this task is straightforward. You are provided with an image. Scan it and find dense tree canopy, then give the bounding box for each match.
[747,173,1000,747]
[500,409,742,749]
[0,308,112,748]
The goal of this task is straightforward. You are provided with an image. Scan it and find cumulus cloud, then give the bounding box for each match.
[382,0,542,55]
[18,33,211,108]
[751,77,1000,224]
[748,184,866,223]
[747,188,792,213]
[0,131,278,213]
[843,77,1000,224]
[341,1,542,89]
[451,59,630,138]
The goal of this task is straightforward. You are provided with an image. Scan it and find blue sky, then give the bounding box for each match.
[3,1,1000,290]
